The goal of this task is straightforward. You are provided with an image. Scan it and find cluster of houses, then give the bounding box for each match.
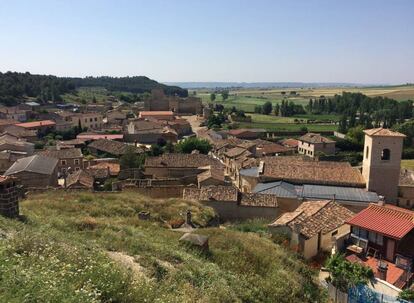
[0,90,414,295]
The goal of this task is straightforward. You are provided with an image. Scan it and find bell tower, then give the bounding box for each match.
[362,128,405,203]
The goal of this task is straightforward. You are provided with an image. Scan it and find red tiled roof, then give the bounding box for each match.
[347,204,414,240]
[279,138,299,148]
[16,120,56,128]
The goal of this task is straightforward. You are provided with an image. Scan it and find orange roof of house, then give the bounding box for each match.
[139,111,174,116]
[347,204,414,240]
[16,120,56,128]
[346,254,407,287]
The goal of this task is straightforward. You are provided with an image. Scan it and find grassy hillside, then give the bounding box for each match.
[0,191,326,302]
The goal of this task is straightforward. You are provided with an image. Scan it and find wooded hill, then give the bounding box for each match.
[0,71,187,106]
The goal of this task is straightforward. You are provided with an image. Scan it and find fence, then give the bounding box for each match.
[325,282,410,303]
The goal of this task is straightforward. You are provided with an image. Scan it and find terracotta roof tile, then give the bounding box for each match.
[269,200,354,239]
[299,133,335,144]
[145,153,222,169]
[261,156,365,187]
[347,204,414,240]
[16,120,56,128]
[364,128,406,137]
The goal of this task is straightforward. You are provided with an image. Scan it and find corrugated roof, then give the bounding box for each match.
[347,204,414,240]
[300,184,379,203]
[253,181,299,198]
[5,154,58,175]
[253,181,379,203]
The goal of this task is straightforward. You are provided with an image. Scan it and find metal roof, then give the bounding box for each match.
[253,181,379,203]
[253,181,299,198]
[5,154,58,175]
[240,167,259,178]
[300,184,379,203]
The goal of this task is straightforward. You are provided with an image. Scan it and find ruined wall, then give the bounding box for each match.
[123,186,185,199]
[201,200,279,222]
[0,181,19,218]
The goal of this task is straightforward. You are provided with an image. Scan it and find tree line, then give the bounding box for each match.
[306,92,413,132]
[0,72,188,106]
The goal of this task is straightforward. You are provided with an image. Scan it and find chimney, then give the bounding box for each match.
[377,260,388,281]
[378,196,385,206]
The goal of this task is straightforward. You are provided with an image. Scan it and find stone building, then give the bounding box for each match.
[0,175,20,218]
[268,200,354,259]
[5,154,59,188]
[362,128,405,203]
[144,89,202,115]
[298,133,335,158]
[38,147,83,175]
[144,153,222,179]
[183,185,281,221]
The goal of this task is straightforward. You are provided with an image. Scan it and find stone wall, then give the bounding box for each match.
[201,200,279,222]
[0,181,19,218]
[123,186,186,199]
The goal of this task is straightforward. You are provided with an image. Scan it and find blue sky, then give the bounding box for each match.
[0,0,413,83]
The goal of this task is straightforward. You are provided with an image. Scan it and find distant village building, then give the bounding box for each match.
[144,153,222,179]
[298,133,335,157]
[38,148,83,175]
[0,106,27,122]
[268,200,354,259]
[126,119,178,144]
[0,134,34,155]
[88,139,143,157]
[15,120,56,134]
[144,89,202,115]
[227,129,266,140]
[183,185,281,221]
[138,111,175,121]
[58,112,103,130]
[1,125,37,142]
[65,169,94,189]
[5,155,59,188]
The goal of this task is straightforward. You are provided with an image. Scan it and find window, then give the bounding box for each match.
[381,148,391,160]
[74,159,79,165]
[369,231,376,243]
[94,117,97,121]
[360,229,368,239]
[90,118,93,122]
[376,234,383,246]
[84,118,87,122]
[75,167,80,171]
[331,230,338,237]
[366,146,369,159]
[61,160,67,165]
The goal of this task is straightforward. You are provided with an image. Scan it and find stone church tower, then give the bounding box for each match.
[362,128,405,203]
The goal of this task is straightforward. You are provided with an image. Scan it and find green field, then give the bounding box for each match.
[232,113,339,132]
[401,160,414,170]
